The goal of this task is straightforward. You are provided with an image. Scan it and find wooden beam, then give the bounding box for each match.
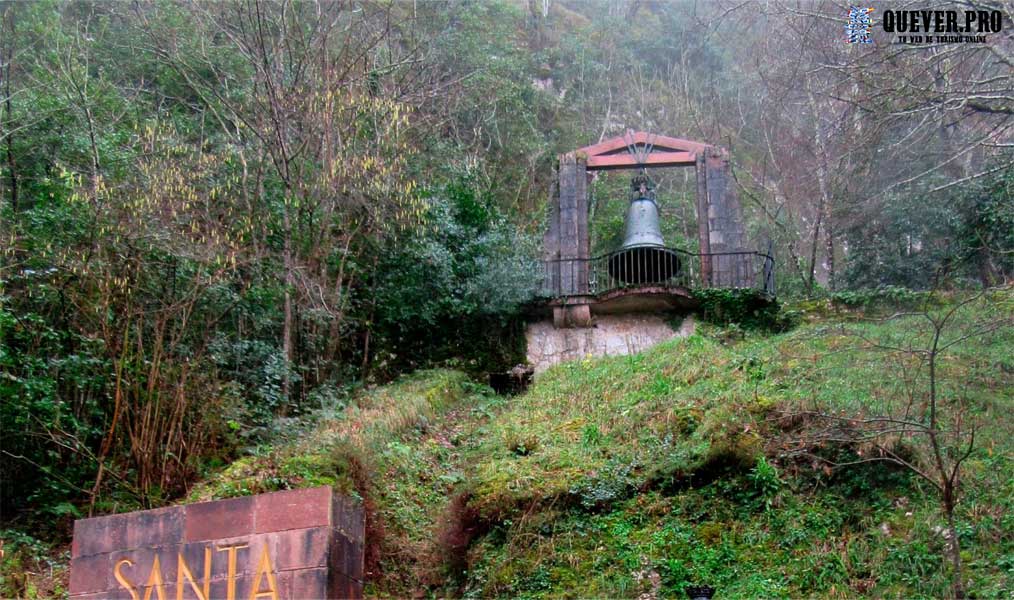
[578,131,713,157]
[586,151,696,170]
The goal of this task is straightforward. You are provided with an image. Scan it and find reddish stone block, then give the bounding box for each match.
[99,582,176,600]
[73,513,127,558]
[138,582,178,600]
[331,495,365,543]
[180,541,231,581]
[104,582,150,600]
[206,569,260,600]
[125,505,183,549]
[254,487,332,533]
[72,488,366,600]
[184,495,254,542]
[287,567,329,599]
[273,527,331,570]
[69,553,111,594]
[109,546,179,590]
[329,532,364,581]
[69,592,137,600]
[202,532,271,576]
[329,571,363,600]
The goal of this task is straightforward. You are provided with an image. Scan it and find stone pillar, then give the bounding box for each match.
[552,303,592,329]
[695,154,712,286]
[557,152,589,296]
[542,166,561,296]
[705,150,753,288]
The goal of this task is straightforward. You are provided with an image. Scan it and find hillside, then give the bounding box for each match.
[173,292,1012,598]
[4,3,1014,599]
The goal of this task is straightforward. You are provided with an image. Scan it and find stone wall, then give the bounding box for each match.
[526,314,694,373]
[69,486,364,600]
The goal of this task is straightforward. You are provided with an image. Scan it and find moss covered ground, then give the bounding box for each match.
[452,292,1013,598]
[22,292,1010,599]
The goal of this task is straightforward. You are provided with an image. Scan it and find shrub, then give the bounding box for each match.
[691,288,799,332]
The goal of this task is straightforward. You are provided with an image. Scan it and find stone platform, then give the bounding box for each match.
[526,313,694,373]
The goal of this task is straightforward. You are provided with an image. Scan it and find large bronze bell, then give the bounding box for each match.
[608,175,682,285]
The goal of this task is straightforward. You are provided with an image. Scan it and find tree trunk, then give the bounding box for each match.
[281,201,293,410]
[943,488,965,599]
[806,84,832,296]
[2,5,18,211]
[826,218,836,292]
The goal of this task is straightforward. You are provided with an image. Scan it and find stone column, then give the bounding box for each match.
[705,150,753,288]
[695,154,712,286]
[557,152,589,296]
[542,166,561,296]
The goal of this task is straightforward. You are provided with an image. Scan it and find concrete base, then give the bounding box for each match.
[552,304,593,328]
[539,287,698,327]
[526,314,694,374]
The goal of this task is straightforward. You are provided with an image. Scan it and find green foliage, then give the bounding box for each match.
[455,293,1013,597]
[830,285,938,313]
[1,0,545,542]
[1,2,1012,597]
[159,294,1013,598]
[842,167,1014,290]
[953,167,1014,286]
[188,369,481,502]
[0,529,68,599]
[0,298,106,525]
[747,457,782,511]
[691,288,799,332]
[369,174,538,376]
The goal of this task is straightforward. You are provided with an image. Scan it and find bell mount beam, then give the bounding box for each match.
[577,131,713,157]
[585,151,696,170]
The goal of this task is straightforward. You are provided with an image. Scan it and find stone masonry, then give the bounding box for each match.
[526,314,694,373]
[69,486,364,600]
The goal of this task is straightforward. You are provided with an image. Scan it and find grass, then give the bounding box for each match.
[185,367,506,597]
[187,369,482,502]
[454,290,1014,598]
[11,291,1012,598]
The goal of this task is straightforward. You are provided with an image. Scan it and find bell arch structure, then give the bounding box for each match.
[542,131,762,327]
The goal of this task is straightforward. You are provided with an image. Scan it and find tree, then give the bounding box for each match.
[783,290,1014,598]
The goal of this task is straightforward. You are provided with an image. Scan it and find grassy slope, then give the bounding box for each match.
[457,293,1014,598]
[187,368,507,597]
[34,293,1009,599]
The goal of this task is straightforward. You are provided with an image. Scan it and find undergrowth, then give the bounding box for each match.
[453,290,1014,598]
[16,293,1012,599]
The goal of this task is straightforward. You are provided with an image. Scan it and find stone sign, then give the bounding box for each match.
[69,486,364,600]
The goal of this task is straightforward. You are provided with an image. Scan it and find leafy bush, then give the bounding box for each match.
[841,166,1014,290]
[691,288,800,332]
[0,529,68,599]
[747,456,782,511]
[0,301,105,526]
[368,174,539,376]
[830,285,937,313]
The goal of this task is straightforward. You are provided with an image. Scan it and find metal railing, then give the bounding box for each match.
[539,247,775,299]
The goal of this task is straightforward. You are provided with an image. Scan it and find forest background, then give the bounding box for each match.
[1,0,1012,583]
